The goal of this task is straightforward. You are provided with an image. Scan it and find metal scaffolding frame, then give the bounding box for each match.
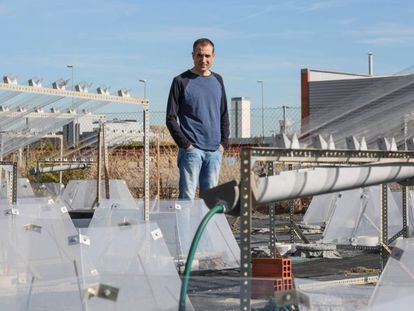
[239,146,414,311]
[0,82,151,219]
[0,161,17,205]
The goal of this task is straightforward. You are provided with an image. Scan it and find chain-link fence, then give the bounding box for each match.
[72,106,301,146]
[150,106,301,140]
[64,106,302,151]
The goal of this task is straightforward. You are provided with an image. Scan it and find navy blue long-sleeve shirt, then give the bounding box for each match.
[166,70,229,151]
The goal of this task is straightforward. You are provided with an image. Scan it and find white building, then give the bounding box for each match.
[230,97,251,138]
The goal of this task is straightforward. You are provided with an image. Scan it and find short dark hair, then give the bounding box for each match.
[193,38,215,53]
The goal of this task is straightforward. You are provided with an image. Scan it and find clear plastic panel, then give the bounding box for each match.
[0,178,34,198]
[369,238,414,308]
[296,278,375,310]
[89,207,142,228]
[303,192,337,225]
[80,222,192,310]
[323,186,404,245]
[36,182,64,197]
[355,187,402,242]
[61,179,135,210]
[91,200,240,271]
[323,188,364,244]
[392,190,414,236]
[175,200,240,270]
[0,208,91,310]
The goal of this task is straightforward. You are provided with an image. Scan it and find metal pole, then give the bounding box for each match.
[139,79,147,99]
[143,107,150,221]
[59,135,63,186]
[95,123,103,207]
[240,148,252,311]
[157,136,160,201]
[257,81,264,140]
[380,184,388,271]
[282,105,287,134]
[67,65,74,106]
[402,186,409,238]
[368,52,373,76]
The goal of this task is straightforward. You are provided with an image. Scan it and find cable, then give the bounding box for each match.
[178,203,225,311]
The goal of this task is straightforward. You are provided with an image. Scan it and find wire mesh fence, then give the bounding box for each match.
[90,106,302,144]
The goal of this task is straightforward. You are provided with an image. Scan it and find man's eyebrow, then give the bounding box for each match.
[196,52,212,57]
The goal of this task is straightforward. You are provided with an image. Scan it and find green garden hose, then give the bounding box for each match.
[178,203,226,311]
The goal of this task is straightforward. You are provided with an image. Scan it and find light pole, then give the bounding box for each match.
[67,65,74,104]
[139,79,147,99]
[282,105,290,134]
[257,80,264,140]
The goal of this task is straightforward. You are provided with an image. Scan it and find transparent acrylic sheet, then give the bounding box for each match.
[92,199,240,271]
[296,278,375,310]
[323,186,403,245]
[175,199,240,270]
[369,238,414,308]
[0,197,54,211]
[36,182,64,198]
[303,192,337,225]
[89,206,142,228]
[61,179,135,210]
[80,222,193,311]
[391,190,414,236]
[150,199,240,271]
[0,207,95,311]
[0,178,34,198]
[1,201,71,220]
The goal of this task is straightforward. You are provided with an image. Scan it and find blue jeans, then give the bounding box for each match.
[178,147,223,200]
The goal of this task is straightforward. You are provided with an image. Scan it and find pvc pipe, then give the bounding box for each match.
[253,164,414,204]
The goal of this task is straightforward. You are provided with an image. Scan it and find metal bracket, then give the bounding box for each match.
[151,228,163,240]
[391,246,404,261]
[272,290,310,308]
[24,224,42,233]
[4,208,19,216]
[68,234,91,246]
[292,221,310,244]
[388,229,404,245]
[118,218,136,228]
[84,284,119,302]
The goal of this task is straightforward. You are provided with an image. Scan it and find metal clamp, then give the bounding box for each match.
[151,228,163,240]
[273,290,310,308]
[68,234,91,246]
[4,208,19,216]
[24,224,42,233]
[84,284,119,302]
[391,246,404,261]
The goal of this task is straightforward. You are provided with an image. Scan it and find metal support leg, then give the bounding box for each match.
[103,124,110,199]
[288,164,295,243]
[267,161,278,258]
[402,186,409,238]
[26,144,30,176]
[59,136,63,186]
[95,124,103,207]
[240,148,252,311]
[143,108,150,221]
[12,162,17,205]
[379,184,388,271]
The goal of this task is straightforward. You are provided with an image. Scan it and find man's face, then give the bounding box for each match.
[192,43,215,75]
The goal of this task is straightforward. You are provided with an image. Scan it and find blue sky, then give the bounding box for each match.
[1,0,414,111]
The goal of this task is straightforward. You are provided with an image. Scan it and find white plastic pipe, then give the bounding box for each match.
[253,164,414,204]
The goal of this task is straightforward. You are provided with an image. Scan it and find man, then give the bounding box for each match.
[166,38,229,199]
